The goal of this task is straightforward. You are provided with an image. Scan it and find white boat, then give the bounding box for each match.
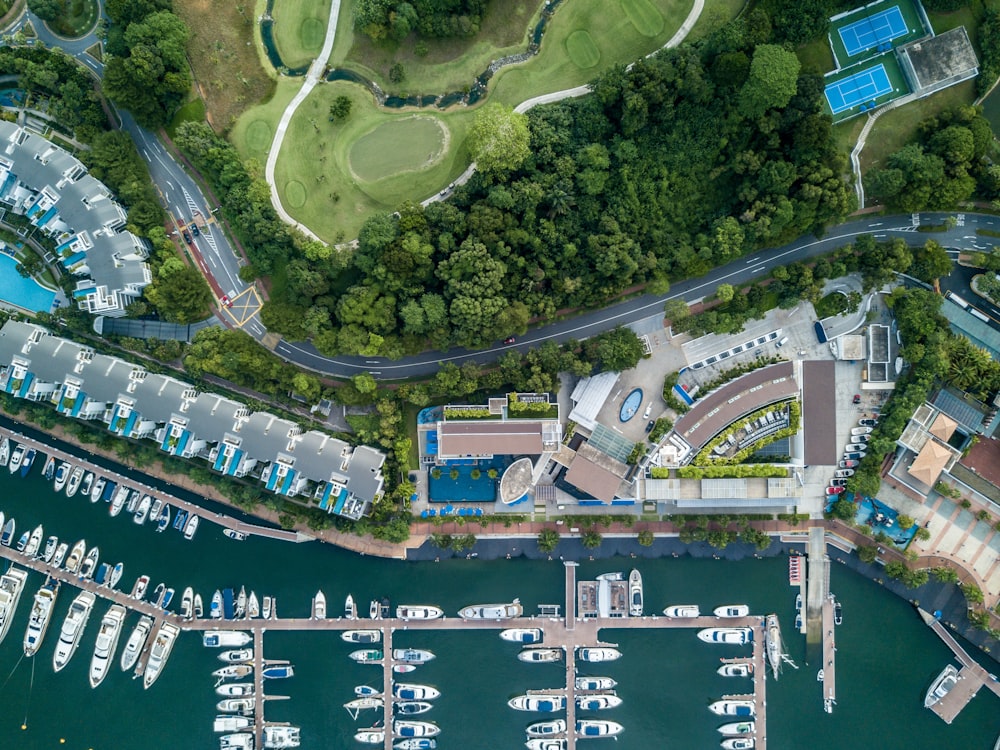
[236,586,247,618]
[393,683,440,701]
[509,694,566,712]
[120,615,152,672]
[718,663,753,677]
[43,455,55,480]
[180,587,193,619]
[349,649,383,664]
[664,604,700,618]
[394,664,417,674]
[213,715,252,733]
[131,575,150,600]
[51,542,68,568]
[262,725,301,748]
[576,676,617,691]
[194,593,204,619]
[217,697,255,713]
[628,569,643,616]
[355,685,381,697]
[89,604,126,687]
[698,628,752,645]
[64,465,84,497]
[370,599,381,619]
[110,486,128,517]
[79,471,93,498]
[263,664,294,679]
[718,721,755,736]
[395,700,433,715]
[575,720,623,737]
[90,475,105,503]
[714,605,750,618]
[0,566,29,645]
[133,494,151,524]
[392,648,435,664]
[313,590,326,619]
[525,741,565,750]
[126,491,139,515]
[393,720,440,738]
[344,593,356,619]
[53,462,70,492]
[64,539,87,574]
[80,546,100,580]
[53,590,96,672]
[7,444,23,474]
[143,621,180,689]
[41,535,58,563]
[925,664,960,707]
[342,629,381,644]
[183,514,199,540]
[345,696,384,714]
[396,604,444,620]
[458,598,522,619]
[394,740,438,750]
[575,693,623,710]
[0,517,13,547]
[354,729,385,745]
[709,700,756,716]
[247,591,259,619]
[577,647,621,662]
[215,664,254,681]
[216,682,255,697]
[211,590,223,619]
[24,525,43,558]
[156,505,170,532]
[0,437,8,466]
[526,719,567,738]
[223,528,247,541]
[765,614,782,679]
[204,630,252,648]
[722,739,755,750]
[15,531,28,552]
[219,733,255,750]
[23,577,59,656]
[518,648,562,663]
[148,497,162,524]
[500,627,542,644]
[219,648,253,663]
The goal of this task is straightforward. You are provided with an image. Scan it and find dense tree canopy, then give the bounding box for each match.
[354,0,487,40]
[467,103,531,178]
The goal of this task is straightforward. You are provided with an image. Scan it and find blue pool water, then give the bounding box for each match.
[0,253,56,312]
[428,460,507,502]
[620,388,643,422]
[825,492,917,547]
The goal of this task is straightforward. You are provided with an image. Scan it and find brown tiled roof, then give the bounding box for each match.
[929,413,957,442]
[908,439,952,486]
[565,443,627,502]
[438,421,544,456]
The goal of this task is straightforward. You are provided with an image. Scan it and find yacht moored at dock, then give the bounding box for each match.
[525,741,565,750]
[133,494,151,525]
[526,719,567,738]
[120,615,152,672]
[575,720,623,737]
[143,621,179,689]
[53,462,70,491]
[213,715,252,733]
[709,700,756,716]
[342,629,381,644]
[0,437,8,466]
[90,475,105,502]
[765,613,783,679]
[180,587,193,619]
[64,540,86,575]
[509,693,566,712]
[344,594,356,620]
[577,647,621,662]
[394,739,437,750]
[924,664,959,708]
[42,454,54,480]
[7,444,24,474]
[395,700,433,715]
[575,693,623,710]
[0,518,14,547]
[312,590,326,619]
[575,676,617,691]
[664,604,701,618]
[698,628,753,645]
[714,605,750,618]
[392,648,435,664]
[349,649,383,664]
[64,466,84,497]
[718,720,755,736]
[0,566,29,645]
[721,737,755,749]
[53,590,96,672]
[183,514,199,540]
[79,472,93,498]
[500,627,542,644]
[79,546,100,580]
[354,729,384,744]
[628,569,643,617]
[263,664,294,679]
[131,575,149,601]
[262,725,301,748]
[396,605,444,620]
[41,536,58,564]
[518,648,562,663]
[19,448,36,477]
[214,664,253,681]
[51,542,68,568]
[217,697,255,714]
[89,604,126,687]
[458,598,522,620]
[393,720,440,738]
[718,663,753,677]
[393,683,440,701]
[24,576,60,656]
[204,630,252,648]
[23,525,43,558]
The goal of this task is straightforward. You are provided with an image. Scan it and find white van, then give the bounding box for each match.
[776,336,789,347]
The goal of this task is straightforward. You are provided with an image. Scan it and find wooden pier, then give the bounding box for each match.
[821,595,836,712]
[0,541,777,748]
[0,426,305,544]
[919,608,1000,723]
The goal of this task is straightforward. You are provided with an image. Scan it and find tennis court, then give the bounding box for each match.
[838,6,907,56]
[824,64,892,114]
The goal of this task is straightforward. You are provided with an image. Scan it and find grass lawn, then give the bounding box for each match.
[271,0,330,71]
[167,97,207,139]
[229,77,300,162]
[860,79,976,175]
[815,291,848,319]
[796,37,834,75]
[268,81,477,242]
[983,85,1000,135]
[173,0,275,131]
[46,0,99,38]
[491,0,692,106]
[688,0,747,41]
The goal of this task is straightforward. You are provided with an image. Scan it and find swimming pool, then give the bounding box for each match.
[0,253,57,312]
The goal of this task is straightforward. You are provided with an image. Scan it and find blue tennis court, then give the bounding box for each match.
[825,64,892,114]
[838,6,907,56]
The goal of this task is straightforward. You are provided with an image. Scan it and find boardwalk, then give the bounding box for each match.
[0,544,773,748]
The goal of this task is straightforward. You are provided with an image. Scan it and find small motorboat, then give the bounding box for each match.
[156,504,171,532]
[526,719,567,738]
[94,563,110,586]
[148,498,163,524]
[64,540,87,574]
[575,693,623,710]
[664,604,700,618]
[0,518,14,547]
[133,495,151,525]
[718,663,753,677]
[247,592,259,619]
[343,629,381,644]
[718,721,755,736]
[223,528,247,541]
[344,594,356,620]
[575,676,617,691]
[392,720,440,738]
[577,647,621,663]
[395,605,444,620]
[349,649,383,664]
[236,587,247,619]
[213,664,253,680]
[131,575,150,600]
[714,605,750,618]
[79,472,93,498]
[151,583,165,607]
[41,535,58,563]
[519,648,562,663]
[355,685,381,697]
[395,701,433,715]
[210,590,223,619]
[64,465,84,497]
[194,594,204,619]
[721,738,755,750]
[354,729,384,745]
[90,476,105,503]
[53,462,70,492]
[41,455,53,480]
[51,542,68,568]
[183,514,199,540]
[394,741,436,750]
[108,563,124,590]
[500,628,542,644]
[218,649,253,663]
[80,546,100,580]
[392,648,434,664]
[261,596,272,620]
[181,587,194,618]
[215,682,255,697]
[15,531,28,552]
[262,664,294,679]
[24,525,44,558]
[313,590,326,619]
[393,664,417,674]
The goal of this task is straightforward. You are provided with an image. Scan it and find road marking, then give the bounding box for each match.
[751,266,766,274]
[867,222,882,228]
[745,257,759,265]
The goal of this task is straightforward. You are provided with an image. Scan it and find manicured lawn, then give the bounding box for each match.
[47,0,99,38]
[348,116,449,183]
[796,37,834,75]
[271,0,331,70]
[565,30,601,69]
[229,77,300,162]
[622,0,666,37]
[268,81,476,241]
[687,0,747,41]
[167,97,207,139]
[815,291,848,319]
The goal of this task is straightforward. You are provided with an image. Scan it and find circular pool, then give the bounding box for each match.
[620,388,643,422]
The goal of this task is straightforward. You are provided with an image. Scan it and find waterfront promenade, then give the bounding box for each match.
[0,542,772,750]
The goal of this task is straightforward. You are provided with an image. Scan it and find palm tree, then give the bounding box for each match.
[537,528,560,553]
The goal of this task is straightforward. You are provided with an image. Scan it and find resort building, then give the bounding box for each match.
[0,320,385,519]
[0,122,151,316]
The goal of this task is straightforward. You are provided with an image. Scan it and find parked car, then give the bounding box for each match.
[845,443,866,452]
[859,418,878,427]
[831,479,849,487]
[839,460,859,469]
[220,295,232,308]
[852,394,861,404]
[645,420,655,434]
[843,451,866,460]
[826,486,846,495]
[182,230,192,244]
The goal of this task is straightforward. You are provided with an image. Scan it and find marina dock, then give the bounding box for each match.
[919,608,1000,723]
[806,526,838,712]
[0,544,774,750]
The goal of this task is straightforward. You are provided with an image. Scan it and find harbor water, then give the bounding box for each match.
[0,459,996,749]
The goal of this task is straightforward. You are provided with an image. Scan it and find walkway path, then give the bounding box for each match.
[264,0,341,242]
